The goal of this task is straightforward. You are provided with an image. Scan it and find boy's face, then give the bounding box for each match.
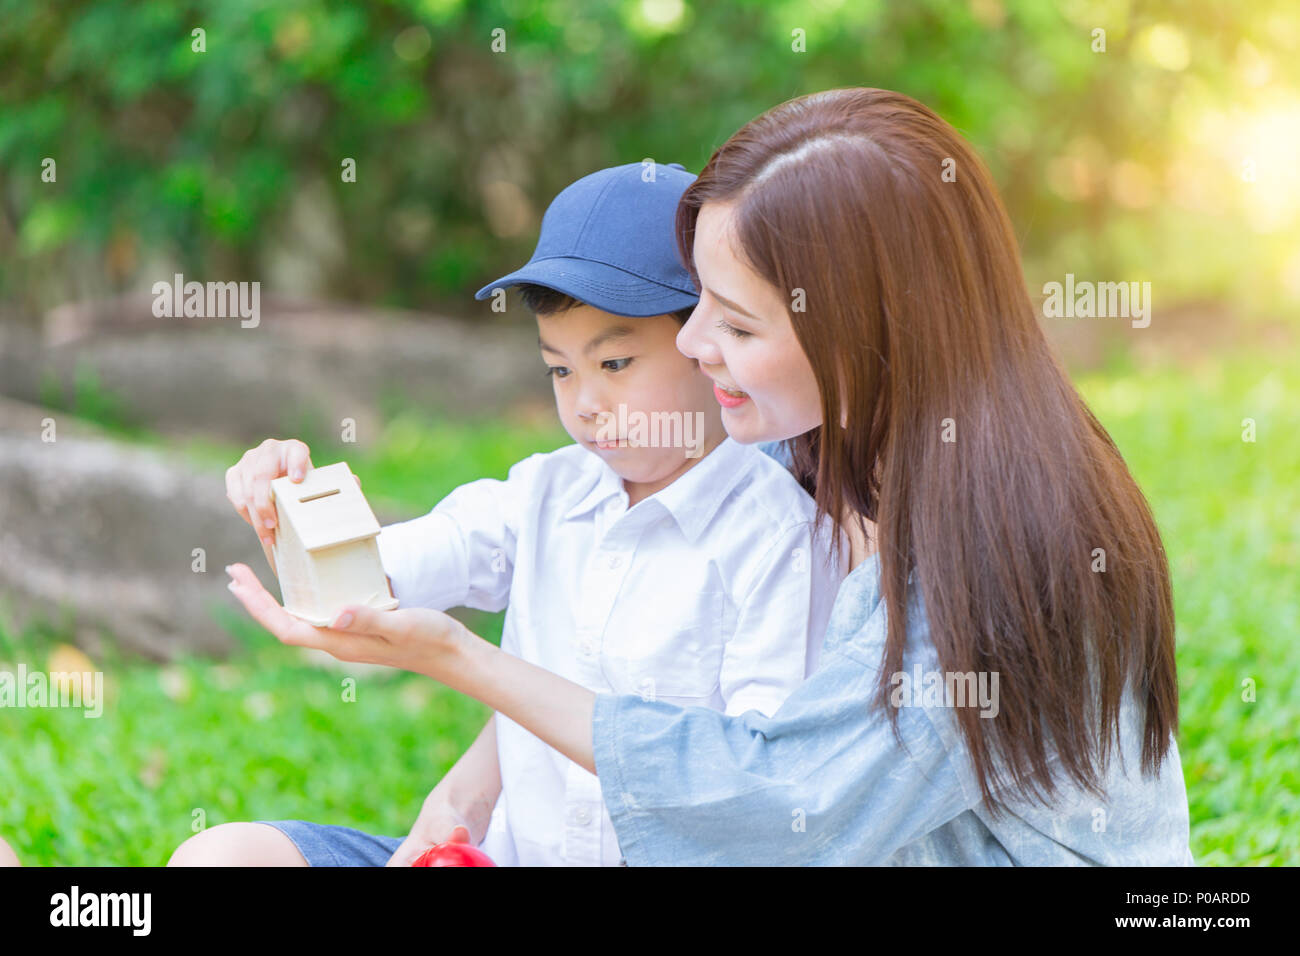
[538,304,726,492]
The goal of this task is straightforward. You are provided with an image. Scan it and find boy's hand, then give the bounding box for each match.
[385,796,478,867]
[224,439,361,574]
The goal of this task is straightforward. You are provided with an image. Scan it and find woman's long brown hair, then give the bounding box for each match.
[676,88,1177,814]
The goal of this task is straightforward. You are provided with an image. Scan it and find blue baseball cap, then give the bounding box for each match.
[474,161,699,317]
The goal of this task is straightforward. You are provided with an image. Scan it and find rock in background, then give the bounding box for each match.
[0,395,269,660]
[0,297,551,660]
[0,294,550,446]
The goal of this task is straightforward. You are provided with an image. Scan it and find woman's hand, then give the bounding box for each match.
[224,563,466,675]
[226,563,599,775]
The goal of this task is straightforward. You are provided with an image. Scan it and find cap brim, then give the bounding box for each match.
[474,257,698,317]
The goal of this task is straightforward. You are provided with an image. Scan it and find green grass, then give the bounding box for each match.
[1076,350,1300,865]
[1,351,1295,865]
[0,614,494,865]
[0,406,572,866]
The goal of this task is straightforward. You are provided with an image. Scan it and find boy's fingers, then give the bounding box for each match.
[224,465,239,511]
[227,441,313,532]
[259,535,278,577]
[244,441,274,530]
[390,837,432,867]
[256,446,284,530]
[238,468,263,533]
[252,476,275,531]
[284,440,313,481]
[385,842,414,867]
[225,465,252,525]
[229,493,252,528]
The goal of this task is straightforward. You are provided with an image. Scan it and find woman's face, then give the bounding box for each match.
[676,200,824,444]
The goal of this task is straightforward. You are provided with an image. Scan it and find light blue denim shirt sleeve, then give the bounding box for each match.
[592,548,1195,866]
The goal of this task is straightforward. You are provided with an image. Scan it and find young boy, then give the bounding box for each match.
[223,163,844,867]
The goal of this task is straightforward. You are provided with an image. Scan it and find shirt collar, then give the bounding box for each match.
[562,452,628,522]
[563,436,756,544]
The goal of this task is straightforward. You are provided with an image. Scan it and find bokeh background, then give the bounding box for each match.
[1,0,1296,865]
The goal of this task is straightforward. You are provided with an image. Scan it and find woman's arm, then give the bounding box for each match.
[444,631,598,774]
[440,622,976,864]
[225,561,597,770]
[225,559,976,864]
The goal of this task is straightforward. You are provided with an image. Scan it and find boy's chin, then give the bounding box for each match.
[588,444,695,475]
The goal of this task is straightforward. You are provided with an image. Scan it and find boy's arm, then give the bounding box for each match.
[717,520,839,718]
[386,715,502,866]
[430,715,502,838]
[377,453,546,613]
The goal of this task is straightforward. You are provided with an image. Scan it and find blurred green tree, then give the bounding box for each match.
[1,0,1296,319]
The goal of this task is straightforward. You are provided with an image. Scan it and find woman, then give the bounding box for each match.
[216,87,1193,865]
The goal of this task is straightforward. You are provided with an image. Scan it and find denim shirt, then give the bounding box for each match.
[590,444,1195,866]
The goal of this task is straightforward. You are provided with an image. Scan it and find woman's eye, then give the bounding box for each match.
[716,318,752,339]
[544,366,571,379]
[601,357,633,372]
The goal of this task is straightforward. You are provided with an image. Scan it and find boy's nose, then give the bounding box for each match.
[574,381,607,422]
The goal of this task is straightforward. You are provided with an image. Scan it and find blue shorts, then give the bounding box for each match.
[257,820,404,867]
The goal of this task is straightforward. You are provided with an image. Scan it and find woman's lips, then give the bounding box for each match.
[713,383,750,408]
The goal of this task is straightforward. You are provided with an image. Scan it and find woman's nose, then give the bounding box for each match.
[677,304,721,365]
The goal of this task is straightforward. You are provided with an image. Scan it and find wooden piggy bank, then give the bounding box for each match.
[269,461,399,626]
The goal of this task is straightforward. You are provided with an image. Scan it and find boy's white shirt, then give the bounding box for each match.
[376,436,846,866]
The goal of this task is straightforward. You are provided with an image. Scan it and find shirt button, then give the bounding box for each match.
[606,554,622,569]
[579,639,595,656]
[575,807,593,825]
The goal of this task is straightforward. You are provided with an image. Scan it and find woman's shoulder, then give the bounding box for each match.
[819,551,913,664]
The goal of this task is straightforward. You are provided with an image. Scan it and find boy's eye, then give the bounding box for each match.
[716,318,752,339]
[544,366,571,379]
[601,357,633,372]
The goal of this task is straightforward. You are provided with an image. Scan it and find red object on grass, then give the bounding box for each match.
[412,842,497,867]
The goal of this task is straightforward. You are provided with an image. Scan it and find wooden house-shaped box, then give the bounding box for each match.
[269,461,399,626]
